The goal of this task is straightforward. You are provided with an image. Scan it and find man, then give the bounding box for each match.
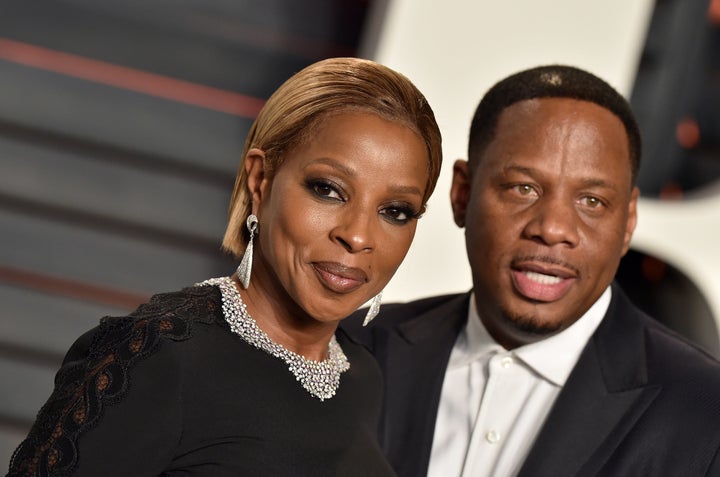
[344,65,720,477]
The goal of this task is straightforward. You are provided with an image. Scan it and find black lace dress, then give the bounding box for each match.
[8,285,395,477]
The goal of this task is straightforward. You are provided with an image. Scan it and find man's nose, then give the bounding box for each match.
[521,195,580,247]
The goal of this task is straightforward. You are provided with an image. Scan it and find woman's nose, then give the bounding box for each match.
[331,210,376,253]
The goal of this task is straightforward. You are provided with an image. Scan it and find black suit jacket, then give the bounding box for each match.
[343,283,720,476]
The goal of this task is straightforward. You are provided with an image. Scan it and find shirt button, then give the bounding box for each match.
[485,430,501,443]
[500,356,514,368]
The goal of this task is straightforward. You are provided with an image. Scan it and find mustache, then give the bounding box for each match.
[511,255,581,276]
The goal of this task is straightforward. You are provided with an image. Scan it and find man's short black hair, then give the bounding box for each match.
[468,65,641,184]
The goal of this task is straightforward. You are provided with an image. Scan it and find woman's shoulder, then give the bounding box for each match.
[52,283,228,414]
[7,283,225,477]
[68,283,223,360]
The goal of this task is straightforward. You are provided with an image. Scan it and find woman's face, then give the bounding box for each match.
[250,111,429,323]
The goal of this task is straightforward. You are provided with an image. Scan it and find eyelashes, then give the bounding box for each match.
[305,178,421,225]
[379,205,422,224]
[308,179,344,201]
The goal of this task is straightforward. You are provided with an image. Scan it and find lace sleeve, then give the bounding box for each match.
[7,286,218,477]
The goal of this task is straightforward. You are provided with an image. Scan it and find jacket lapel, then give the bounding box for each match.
[381,293,469,477]
[517,285,661,477]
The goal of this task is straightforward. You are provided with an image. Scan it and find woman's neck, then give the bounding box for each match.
[230,274,338,362]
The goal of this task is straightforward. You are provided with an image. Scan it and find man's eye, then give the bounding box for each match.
[512,184,536,195]
[582,196,604,208]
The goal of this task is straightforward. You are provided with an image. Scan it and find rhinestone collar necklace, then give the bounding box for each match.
[200,276,350,401]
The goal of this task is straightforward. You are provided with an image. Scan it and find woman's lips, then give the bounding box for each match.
[312,262,367,294]
[511,261,577,302]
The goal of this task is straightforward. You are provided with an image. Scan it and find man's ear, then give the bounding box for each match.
[621,186,640,255]
[245,148,269,215]
[450,159,471,228]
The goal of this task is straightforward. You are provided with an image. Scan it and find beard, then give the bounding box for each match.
[502,308,565,338]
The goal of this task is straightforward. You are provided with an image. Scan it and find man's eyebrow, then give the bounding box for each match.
[578,178,620,191]
[502,164,536,176]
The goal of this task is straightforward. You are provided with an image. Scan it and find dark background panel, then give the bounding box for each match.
[0,133,232,242]
[0,285,126,358]
[0,61,251,174]
[630,0,720,196]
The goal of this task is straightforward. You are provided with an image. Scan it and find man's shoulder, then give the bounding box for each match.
[377,292,468,322]
[609,288,720,388]
[642,316,720,385]
[341,292,469,348]
[354,292,467,327]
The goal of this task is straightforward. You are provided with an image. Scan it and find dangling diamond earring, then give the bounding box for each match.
[363,292,383,327]
[236,214,258,289]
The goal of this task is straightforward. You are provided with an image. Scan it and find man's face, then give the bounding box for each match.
[451,98,638,349]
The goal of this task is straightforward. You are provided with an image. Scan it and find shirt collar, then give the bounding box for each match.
[452,287,611,386]
[447,293,503,369]
[512,287,611,386]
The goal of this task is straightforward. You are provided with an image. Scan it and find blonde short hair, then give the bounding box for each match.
[222,57,443,258]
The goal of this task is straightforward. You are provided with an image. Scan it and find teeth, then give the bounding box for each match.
[524,271,562,285]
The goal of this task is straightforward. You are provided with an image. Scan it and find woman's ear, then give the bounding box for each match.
[245,148,268,215]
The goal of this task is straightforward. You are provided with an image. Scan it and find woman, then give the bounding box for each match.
[8,57,442,476]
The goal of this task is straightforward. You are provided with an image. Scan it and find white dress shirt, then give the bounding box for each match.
[427,288,611,477]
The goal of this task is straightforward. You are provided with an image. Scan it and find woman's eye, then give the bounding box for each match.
[380,205,418,225]
[308,180,343,201]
